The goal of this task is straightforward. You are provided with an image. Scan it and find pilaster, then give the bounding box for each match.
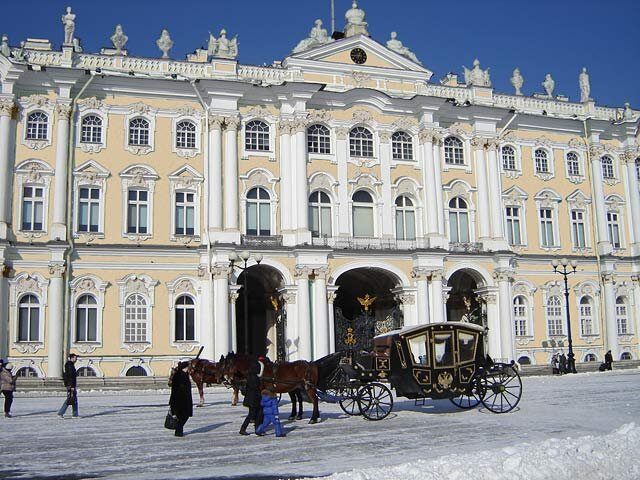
[0,97,16,239]
[47,261,66,377]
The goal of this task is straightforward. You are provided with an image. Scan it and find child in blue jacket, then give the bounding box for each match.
[256,386,286,437]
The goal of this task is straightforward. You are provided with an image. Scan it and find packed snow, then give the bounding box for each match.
[1,369,639,480]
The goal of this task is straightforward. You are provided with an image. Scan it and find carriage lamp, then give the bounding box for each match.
[551,257,578,374]
[229,250,263,354]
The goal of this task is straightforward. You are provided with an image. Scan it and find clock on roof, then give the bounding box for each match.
[350,48,367,65]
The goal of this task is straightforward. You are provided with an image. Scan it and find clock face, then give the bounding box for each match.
[350,48,367,65]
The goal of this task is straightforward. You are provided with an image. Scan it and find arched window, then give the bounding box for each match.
[566,151,580,176]
[444,136,464,165]
[18,294,40,342]
[616,297,628,335]
[125,366,147,376]
[16,367,38,378]
[349,127,374,157]
[579,296,594,336]
[620,352,632,360]
[392,131,413,160]
[309,191,332,238]
[77,366,97,377]
[26,111,48,140]
[517,356,531,365]
[176,121,196,149]
[546,295,563,336]
[128,118,150,146]
[513,296,528,336]
[601,156,614,179]
[352,190,374,237]
[501,145,516,170]
[175,295,195,342]
[124,294,148,343]
[307,124,331,154]
[75,294,98,342]
[246,187,271,236]
[584,353,597,362]
[534,149,549,173]
[448,197,469,243]
[81,115,103,143]
[395,195,415,240]
[245,120,270,151]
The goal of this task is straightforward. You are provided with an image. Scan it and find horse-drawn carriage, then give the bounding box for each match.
[317,321,523,420]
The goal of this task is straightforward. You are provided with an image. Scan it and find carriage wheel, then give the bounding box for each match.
[339,387,364,416]
[358,383,393,421]
[449,378,482,409]
[479,363,522,413]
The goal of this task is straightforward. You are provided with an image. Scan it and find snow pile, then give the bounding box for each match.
[304,423,640,480]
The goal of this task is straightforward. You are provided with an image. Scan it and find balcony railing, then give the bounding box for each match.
[449,242,483,253]
[241,235,283,247]
[311,236,427,250]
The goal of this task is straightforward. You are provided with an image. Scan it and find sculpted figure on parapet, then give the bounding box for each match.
[463,59,491,87]
[61,6,76,46]
[386,32,420,64]
[292,19,333,54]
[208,29,238,59]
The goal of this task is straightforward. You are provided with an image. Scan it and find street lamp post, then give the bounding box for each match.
[551,257,578,374]
[229,250,263,354]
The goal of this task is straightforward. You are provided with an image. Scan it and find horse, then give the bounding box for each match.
[188,358,227,407]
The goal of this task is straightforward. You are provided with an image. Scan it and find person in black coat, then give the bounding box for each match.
[57,353,79,418]
[239,360,262,435]
[604,350,613,371]
[169,361,193,437]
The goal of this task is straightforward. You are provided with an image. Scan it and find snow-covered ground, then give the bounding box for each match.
[1,369,639,480]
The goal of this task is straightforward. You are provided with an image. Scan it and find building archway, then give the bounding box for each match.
[234,264,284,357]
[446,269,486,325]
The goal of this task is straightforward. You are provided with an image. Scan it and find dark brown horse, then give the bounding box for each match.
[188,358,229,407]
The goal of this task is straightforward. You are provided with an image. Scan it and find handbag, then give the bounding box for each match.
[66,389,77,406]
[164,408,177,430]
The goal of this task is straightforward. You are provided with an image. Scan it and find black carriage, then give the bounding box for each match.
[319,321,522,420]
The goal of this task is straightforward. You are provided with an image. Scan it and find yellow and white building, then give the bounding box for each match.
[0,2,638,378]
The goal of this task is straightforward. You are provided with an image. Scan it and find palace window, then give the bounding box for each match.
[75,294,98,342]
[18,294,40,342]
[566,152,581,177]
[621,352,632,360]
[307,124,331,154]
[26,111,48,140]
[128,118,150,146]
[505,206,522,246]
[546,295,563,336]
[395,195,416,240]
[176,121,196,149]
[584,353,597,362]
[246,187,271,236]
[174,191,195,236]
[501,145,516,171]
[570,210,587,249]
[127,189,149,234]
[175,295,195,342]
[392,131,413,161]
[448,197,469,243]
[601,156,614,179]
[78,187,101,233]
[124,294,149,343]
[606,211,621,248]
[616,297,629,335]
[245,120,270,151]
[77,367,97,377]
[349,127,374,157]
[309,191,332,238]
[539,207,555,247]
[352,190,374,237]
[635,158,640,181]
[513,296,528,336]
[579,296,594,336]
[16,367,38,378]
[80,115,103,144]
[21,186,44,231]
[534,149,549,174]
[444,136,464,165]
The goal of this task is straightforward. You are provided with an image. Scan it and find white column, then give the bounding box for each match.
[199,273,214,360]
[295,267,312,360]
[279,122,292,233]
[602,273,619,359]
[473,140,491,240]
[589,145,611,255]
[213,266,231,358]
[632,276,640,343]
[229,289,239,352]
[433,140,445,237]
[282,290,297,360]
[419,131,438,236]
[430,270,445,323]
[485,295,501,359]
[496,271,515,362]
[0,97,15,239]
[379,132,393,238]
[224,117,240,232]
[336,128,350,235]
[209,117,224,233]
[294,121,311,242]
[413,268,431,325]
[51,103,72,241]
[624,156,640,252]
[327,289,337,353]
[47,263,66,378]
[312,269,329,359]
[487,143,505,239]
[0,270,8,360]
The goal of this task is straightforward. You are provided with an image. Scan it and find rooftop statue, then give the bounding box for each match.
[156,29,173,59]
[463,59,491,87]
[208,29,238,59]
[623,102,633,120]
[111,25,128,54]
[1,34,10,57]
[542,73,555,98]
[510,68,524,96]
[292,19,333,54]
[344,0,369,37]
[386,32,421,64]
[61,6,76,46]
[579,67,590,102]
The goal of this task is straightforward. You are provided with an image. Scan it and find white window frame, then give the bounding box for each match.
[20,97,54,150]
[500,143,522,179]
[443,136,465,166]
[307,123,332,156]
[448,196,471,243]
[172,116,202,158]
[565,150,584,183]
[605,195,626,251]
[607,211,622,249]
[566,191,592,252]
[601,155,616,182]
[174,295,197,343]
[533,147,555,180]
[120,165,159,241]
[169,165,203,242]
[309,190,333,239]
[391,131,414,161]
[70,275,108,352]
[245,186,272,236]
[350,189,377,238]
[117,274,157,353]
[535,190,562,250]
[76,99,109,153]
[578,296,595,336]
[14,160,54,238]
[242,118,274,158]
[616,296,629,335]
[167,276,201,348]
[512,282,536,339]
[72,160,109,239]
[513,295,529,337]
[8,273,49,353]
[505,205,523,246]
[19,184,45,232]
[349,126,376,159]
[545,295,564,337]
[123,105,156,155]
[394,194,416,241]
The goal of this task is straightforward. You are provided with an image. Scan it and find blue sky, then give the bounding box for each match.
[2,0,639,108]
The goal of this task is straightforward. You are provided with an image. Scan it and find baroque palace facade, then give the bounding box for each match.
[0,2,639,379]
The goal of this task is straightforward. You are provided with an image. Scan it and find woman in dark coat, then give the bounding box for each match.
[239,360,262,435]
[169,361,193,437]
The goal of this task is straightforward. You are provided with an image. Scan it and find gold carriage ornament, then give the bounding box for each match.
[344,327,357,347]
[357,293,376,313]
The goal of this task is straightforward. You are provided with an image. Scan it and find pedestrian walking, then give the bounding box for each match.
[558,353,567,375]
[256,386,286,437]
[57,353,79,418]
[550,353,559,375]
[1,361,17,417]
[239,359,262,435]
[168,361,193,437]
[604,350,613,371]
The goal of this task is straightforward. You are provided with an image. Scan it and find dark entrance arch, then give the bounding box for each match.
[446,269,485,326]
[333,267,403,352]
[235,264,284,356]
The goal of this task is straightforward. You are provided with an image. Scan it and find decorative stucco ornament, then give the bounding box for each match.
[386,32,421,64]
[110,24,128,54]
[208,29,238,59]
[292,19,333,54]
[462,59,491,87]
[542,73,555,98]
[579,67,591,103]
[510,68,524,96]
[61,6,76,46]
[344,0,369,37]
[156,29,173,59]
[0,34,10,57]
